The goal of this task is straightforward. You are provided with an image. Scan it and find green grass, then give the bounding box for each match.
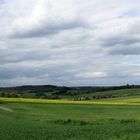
[60,88,140,99]
[1,98,140,139]
[86,88,140,96]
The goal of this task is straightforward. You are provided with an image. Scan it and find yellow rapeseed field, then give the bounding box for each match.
[1,97,140,105]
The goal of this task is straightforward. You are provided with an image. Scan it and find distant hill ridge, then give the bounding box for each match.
[0,84,140,99]
[0,84,140,90]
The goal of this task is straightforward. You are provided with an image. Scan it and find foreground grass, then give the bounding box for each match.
[1,98,140,139]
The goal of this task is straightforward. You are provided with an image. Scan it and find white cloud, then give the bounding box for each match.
[76,71,107,78]
[9,0,87,38]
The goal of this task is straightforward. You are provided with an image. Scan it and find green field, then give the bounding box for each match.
[60,88,140,99]
[46,88,140,100]
[1,97,140,140]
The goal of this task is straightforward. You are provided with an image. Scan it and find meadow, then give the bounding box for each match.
[1,97,140,140]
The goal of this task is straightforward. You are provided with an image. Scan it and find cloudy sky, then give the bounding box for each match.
[0,0,140,87]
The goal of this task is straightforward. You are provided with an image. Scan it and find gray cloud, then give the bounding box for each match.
[98,18,140,55]
[0,0,140,86]
[100,35,140,47]
[109,45,140,55]
[10,19,87,38]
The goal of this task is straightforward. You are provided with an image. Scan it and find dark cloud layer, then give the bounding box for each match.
[11,19,87,38]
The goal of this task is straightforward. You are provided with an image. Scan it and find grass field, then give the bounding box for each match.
[59,88,140,99]
[1,97,140,140]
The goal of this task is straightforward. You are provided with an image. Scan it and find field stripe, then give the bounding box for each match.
[1,97,140,105]
[0,106,13,112]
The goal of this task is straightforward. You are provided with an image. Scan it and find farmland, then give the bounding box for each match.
[1,85,140,100]
[1,97,140,140]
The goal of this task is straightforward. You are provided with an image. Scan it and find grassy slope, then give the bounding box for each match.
[1,98,140,140]
[60,88,140,99]
[87,88,140,95]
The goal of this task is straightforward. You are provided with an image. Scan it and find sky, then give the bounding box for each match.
[0,0,140,87]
